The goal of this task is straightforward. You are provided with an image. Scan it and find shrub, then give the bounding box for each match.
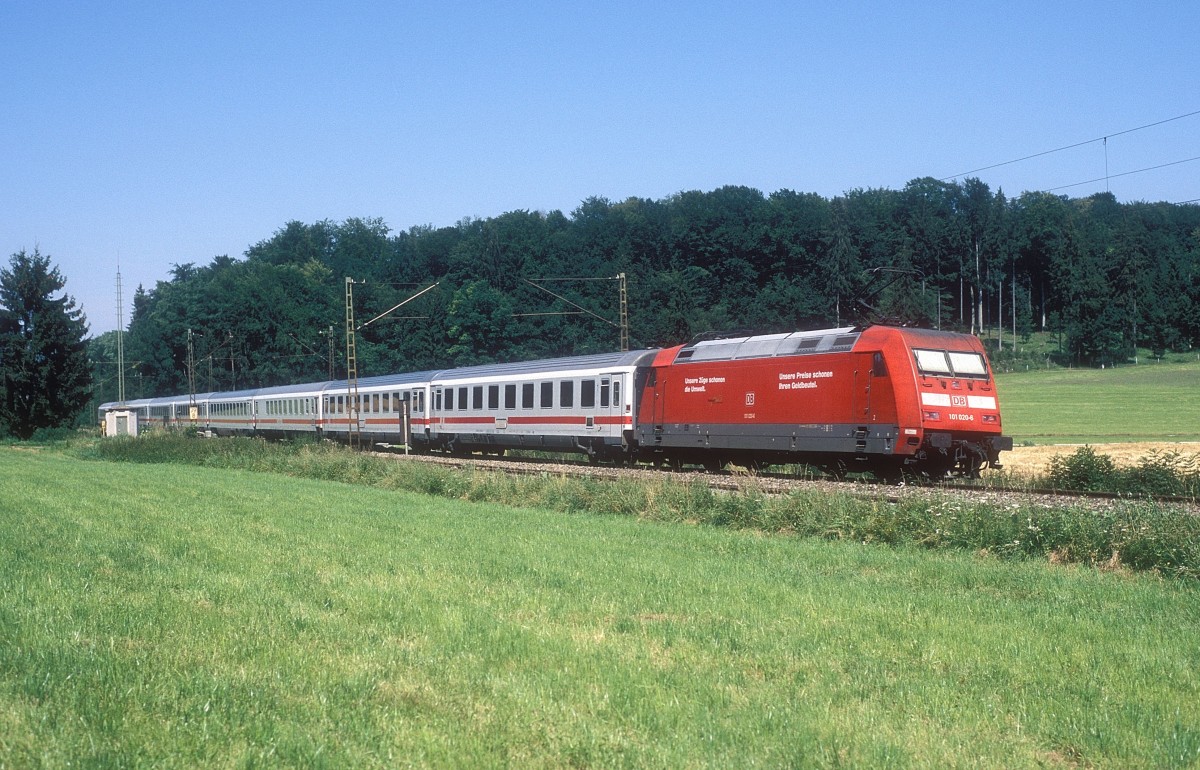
[1046,446,1118,491]
[1046,446,1199,498]
[1117,450,1199,498]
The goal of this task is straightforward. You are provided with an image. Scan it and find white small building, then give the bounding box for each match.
[104,409,139,437]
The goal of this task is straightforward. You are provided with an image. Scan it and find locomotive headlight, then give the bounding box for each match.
[923,411,941,421]
[982,414,998,423]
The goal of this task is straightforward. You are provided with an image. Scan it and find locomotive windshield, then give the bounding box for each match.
[914,348,989,378]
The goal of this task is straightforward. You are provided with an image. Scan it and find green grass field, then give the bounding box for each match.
[2,449,1198,768]
[995,360,1200,443]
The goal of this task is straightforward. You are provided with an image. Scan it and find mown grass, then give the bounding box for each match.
[995,360,1200,443]
[78,434,1200,580]
[2,448,1199,768]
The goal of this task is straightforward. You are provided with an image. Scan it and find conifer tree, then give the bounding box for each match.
[0,248,92,438]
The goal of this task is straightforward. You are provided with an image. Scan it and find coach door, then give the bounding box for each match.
[433,386,444,428]
[598,373,622,434]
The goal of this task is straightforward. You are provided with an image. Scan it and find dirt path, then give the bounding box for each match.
[1001,441,1200,475]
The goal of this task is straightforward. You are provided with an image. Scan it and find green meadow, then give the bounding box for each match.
[995,360,1200,443]
[2,449,1198,768]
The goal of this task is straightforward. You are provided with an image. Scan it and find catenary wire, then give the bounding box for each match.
[1045,155,1200,192]
[938,109,1200,181]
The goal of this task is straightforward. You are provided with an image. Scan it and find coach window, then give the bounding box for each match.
[560,380,574,408]
[504,384,517,410]
[523,383,535,409]
[472,386,483,410]
[613,379,621,408]
[581,379,595,409]
[337,395,345,414]
[435,389,443,411]
[458,387,468,411]
[488,385,499,410]
[540,381,554,408]
[600,378,610,408]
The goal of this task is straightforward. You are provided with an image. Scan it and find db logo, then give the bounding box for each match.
[745,392,756,406]
[951,395,968,407]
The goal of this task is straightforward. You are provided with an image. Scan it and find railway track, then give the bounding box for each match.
[368,448,1200,513]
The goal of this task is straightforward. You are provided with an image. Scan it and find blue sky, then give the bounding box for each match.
[3,1,1197,333]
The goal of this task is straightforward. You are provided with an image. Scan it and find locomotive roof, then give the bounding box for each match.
[674,327,861,363]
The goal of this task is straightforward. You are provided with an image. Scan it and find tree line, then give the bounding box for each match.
[90,177,1199,406]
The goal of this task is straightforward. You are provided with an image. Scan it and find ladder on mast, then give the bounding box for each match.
[345,277,361,449]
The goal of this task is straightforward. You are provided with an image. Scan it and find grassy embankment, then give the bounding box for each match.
[2,448,1198,768]
[81,433,1200,578]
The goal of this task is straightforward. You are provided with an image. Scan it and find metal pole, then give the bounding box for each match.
[345,278,361,449]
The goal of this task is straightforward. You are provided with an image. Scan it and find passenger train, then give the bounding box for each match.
[99,324,1013,478]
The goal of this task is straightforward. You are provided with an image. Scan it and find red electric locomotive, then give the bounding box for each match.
[633,324,1011,478]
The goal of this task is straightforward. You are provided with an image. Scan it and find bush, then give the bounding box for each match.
[1046,446,1199,498]
[1119,450,1200,497]
[1047,446,1118,492]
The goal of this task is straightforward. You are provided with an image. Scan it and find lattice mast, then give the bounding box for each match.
[115,267,126,404]
[344,277,361,448]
